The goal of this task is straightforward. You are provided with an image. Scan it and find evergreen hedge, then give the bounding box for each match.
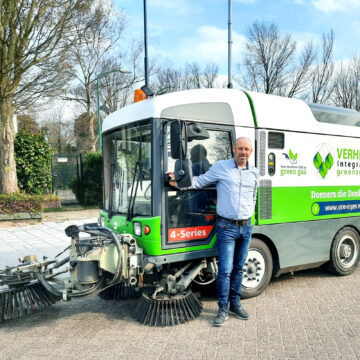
[0,193,60,214]
[70,151,102,206]
[14,130,53,194]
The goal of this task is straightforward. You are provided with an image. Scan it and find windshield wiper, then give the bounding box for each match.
[127,136,144,221]
[108,162,115,219]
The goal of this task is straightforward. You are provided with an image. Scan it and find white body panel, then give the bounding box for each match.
[248,91,360,137]
[260,129,360,187]
[102,89,254,133]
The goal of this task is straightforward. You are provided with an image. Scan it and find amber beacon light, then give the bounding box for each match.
[134,88,147,103]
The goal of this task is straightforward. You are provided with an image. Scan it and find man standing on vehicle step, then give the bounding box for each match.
[167,137,259,327]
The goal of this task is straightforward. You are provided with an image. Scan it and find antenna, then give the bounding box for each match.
[143,0,149,87]
[227,0,233,89]
[141,0,154,97]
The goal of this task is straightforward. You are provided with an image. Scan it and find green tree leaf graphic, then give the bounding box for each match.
[294,153,298,160]
[319,162,328,179]
[313,152,322,169]
[289,149,294,160]
[325,153,333,169]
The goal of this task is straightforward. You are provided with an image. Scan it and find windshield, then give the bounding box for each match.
[103,121,152,217]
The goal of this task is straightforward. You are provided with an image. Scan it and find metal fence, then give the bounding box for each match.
[51,153,83,192]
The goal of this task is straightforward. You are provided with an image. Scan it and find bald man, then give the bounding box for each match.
[167,137,259,326]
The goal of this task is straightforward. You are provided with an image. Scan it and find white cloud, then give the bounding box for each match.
[292,31,320,52]
[173,26,246,74]
[312,0,360,13]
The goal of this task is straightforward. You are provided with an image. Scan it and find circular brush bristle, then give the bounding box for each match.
[98,283,140,300]
[132,288,202,326]
[0,282,60,322]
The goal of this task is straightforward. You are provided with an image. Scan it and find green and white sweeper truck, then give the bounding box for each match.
[1,88,359,326]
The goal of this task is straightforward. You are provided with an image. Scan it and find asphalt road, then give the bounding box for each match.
[0,215,359,360]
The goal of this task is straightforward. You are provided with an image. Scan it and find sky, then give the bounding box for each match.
[113,0,360,77]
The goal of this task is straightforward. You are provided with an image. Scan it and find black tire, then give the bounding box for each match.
[241,238,273,299]
[326,227,360,276]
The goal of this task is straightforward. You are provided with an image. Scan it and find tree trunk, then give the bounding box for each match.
[88,112,97,152]
[0,99,18,194]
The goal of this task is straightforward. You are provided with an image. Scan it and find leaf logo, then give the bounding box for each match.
[289,149,298,164]
[313,145,334,179]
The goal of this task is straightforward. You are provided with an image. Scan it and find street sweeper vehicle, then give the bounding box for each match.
[1,88,360,326]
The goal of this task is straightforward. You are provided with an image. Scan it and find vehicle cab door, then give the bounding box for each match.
[163,122,235,249]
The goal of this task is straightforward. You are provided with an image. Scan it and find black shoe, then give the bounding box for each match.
[213,308,229,327]
[229,303,249,320]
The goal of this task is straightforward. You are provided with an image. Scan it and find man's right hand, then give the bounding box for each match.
[165,171,177,187]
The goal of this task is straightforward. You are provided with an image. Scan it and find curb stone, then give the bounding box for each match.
[0,212,42,221]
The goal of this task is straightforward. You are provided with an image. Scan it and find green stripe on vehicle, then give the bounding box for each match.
[257,185,360,225]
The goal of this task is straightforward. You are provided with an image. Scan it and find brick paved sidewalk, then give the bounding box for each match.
[0,213,359,360]
[0,212,98,268]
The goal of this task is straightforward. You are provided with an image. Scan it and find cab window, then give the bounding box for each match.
[165,126,232,244]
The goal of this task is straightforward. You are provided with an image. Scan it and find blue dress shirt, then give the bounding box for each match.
[191,158,259,220]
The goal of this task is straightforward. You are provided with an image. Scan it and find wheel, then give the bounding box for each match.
[191,268,217,297]
[241,238,273,299]
[326,227,360,276]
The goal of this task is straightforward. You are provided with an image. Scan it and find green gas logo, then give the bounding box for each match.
[283,149,298,164]
[313,143,334,179]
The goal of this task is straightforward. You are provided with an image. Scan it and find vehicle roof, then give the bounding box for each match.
[102,88,360,138]
[248,91,360,137]
[102,88,254,133]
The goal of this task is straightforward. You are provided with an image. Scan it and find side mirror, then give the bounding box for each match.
[170,121,187,159]
[187,123,210,142]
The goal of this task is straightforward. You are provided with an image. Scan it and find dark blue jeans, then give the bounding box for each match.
[216,219,253,309]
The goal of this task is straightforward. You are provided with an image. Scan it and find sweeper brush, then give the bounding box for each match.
[132,288,203,326]
[0,282,61,322]
[0,224,144,323]
[98,283,141,300]
[0,223,214,327]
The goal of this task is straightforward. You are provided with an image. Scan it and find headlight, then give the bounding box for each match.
[133,222,142,236]
[99,215,105,226]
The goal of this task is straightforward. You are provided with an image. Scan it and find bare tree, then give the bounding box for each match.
[240,20,315,98]
[183,63,202,90]
[286,42,316,98]
[63,1,126,152]
[310,30,335,104]
[241,21,296,94]
[202,62,219,88]
[352,56,360,111]
[17,115,40,135]
[73,112,97,152]
[152,61,220,94]
[40,105,76,153]
[97,42,144,113]
[0,0,92,194]
[153,64,183,95]
[332,55,360,111]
